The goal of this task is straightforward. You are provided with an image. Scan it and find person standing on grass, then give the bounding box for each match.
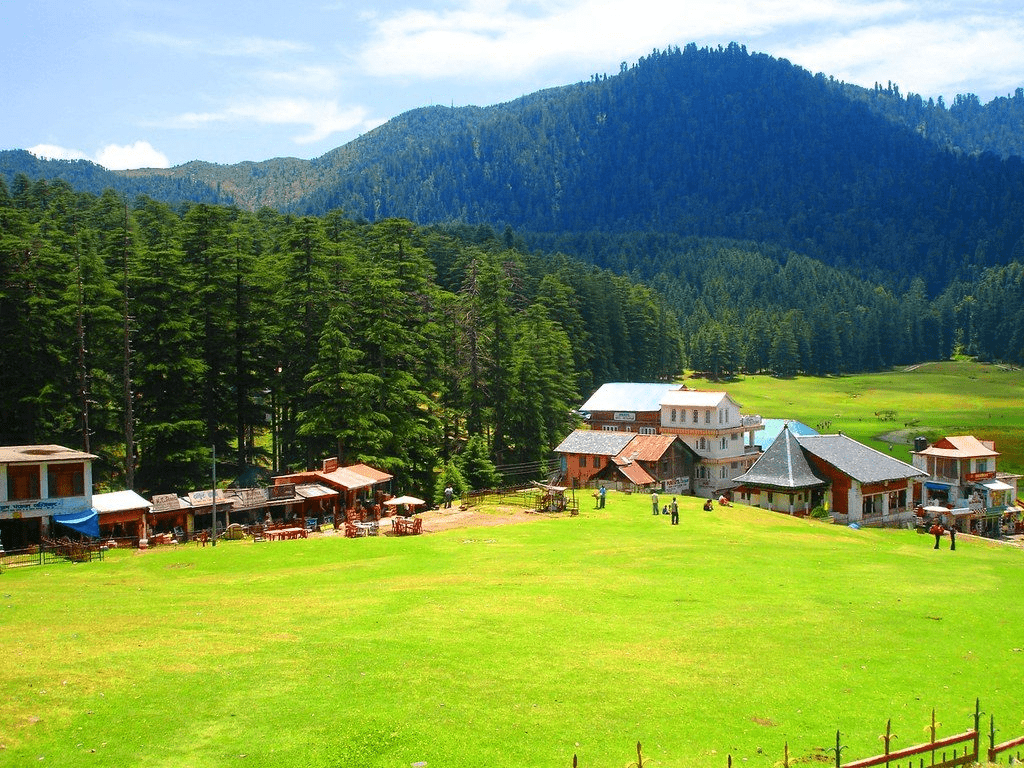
[670,497,679,525]
[949,523,956,551]
[651,490,659,515]
[930,520,944,549]
[599,485,606,508]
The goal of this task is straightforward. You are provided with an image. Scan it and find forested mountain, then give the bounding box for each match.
[5,44,1024,497]
[0,149,231,205]
[6,44,1024,296]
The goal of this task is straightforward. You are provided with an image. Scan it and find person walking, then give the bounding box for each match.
[929,520,944,549]
[670,497,679,525]
[651,490,659,515]
[443,485,454,509]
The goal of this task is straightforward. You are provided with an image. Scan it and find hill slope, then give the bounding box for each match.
[6,44,1024,292]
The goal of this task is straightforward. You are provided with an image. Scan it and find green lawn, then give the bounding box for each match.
[3,495,1023,768]
[687,359,1024,474]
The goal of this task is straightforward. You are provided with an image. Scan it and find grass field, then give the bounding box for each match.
[3,494,1023,768]
[686,359,1024,475]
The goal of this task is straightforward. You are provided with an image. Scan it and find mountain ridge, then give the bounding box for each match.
[4,44,1024,292]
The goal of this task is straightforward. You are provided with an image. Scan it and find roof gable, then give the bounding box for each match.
[734,425,827,489]
[917,435,999,459]
[659,389,740,409]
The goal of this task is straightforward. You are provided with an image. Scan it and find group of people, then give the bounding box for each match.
[650,491,680,524]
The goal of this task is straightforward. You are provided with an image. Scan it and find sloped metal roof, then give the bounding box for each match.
[914,435,999,459]
[734,425,827,489]
[554,429,635,456]
[660,389,738,408]
[579,383,679,413]
[797,434,927,484]
[612,459,656,485]
[91,490,152,513]
[617,433,685,463]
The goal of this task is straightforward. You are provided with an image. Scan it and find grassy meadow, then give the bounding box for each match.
[687,359,1024,474]
[3,493,1024,768]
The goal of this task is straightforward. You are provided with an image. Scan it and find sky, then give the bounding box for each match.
[4,0,1024,170]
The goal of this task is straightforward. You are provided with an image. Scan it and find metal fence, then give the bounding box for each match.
[569,701,1024,767]
[1,538,106,571]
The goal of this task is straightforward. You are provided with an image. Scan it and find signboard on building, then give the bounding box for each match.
[269,483,296,500]
[664,476,690,494]
[966,471,995,482]
[0,497,79,519]
[614,412,636,422]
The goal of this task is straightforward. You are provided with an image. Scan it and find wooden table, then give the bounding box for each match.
[265,526,308,541]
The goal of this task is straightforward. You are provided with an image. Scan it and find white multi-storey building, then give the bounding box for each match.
[658,389,763,498]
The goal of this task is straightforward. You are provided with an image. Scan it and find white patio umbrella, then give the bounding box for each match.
[383,495,426,507]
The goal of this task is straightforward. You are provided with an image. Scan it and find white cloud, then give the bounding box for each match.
[355,0,912,80]
[169,97,381,145]
[131,30,308,58]
[96,141,171,170]
[28,144,91,162]
[353,0,1023,103]
[28,141,171,169]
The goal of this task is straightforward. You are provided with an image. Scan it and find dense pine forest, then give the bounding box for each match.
[0,177,685,497]
[4,44,1024,498]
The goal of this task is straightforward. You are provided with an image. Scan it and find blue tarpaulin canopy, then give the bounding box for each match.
[53,508,100,538]
[924,481,952,491]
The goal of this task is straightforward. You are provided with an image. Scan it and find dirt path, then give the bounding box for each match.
[408,506,541,534]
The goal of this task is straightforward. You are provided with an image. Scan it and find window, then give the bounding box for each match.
[601,425,618,431]
[578,456,587,468]
[731,432,738,441]
[699,437,707,450]
[705,410,711,424]
[692,410,699,424]
[720,466,728,479]
[976,460,988,473]
[720,437,728,450]
[862,494,882,516]
[7,465,41,500]
[593,456,602,468]
[639,427,656,435]
[47,463,85,497]
[670,408,677,423]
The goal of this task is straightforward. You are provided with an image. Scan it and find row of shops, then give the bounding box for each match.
[0,447,394,550]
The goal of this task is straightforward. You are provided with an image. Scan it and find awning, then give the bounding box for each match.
[53,508,100,538]
[924,481,952,491]
[981,480,1014,492]
[295,484,338,499]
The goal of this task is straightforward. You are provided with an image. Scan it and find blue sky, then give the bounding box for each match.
[4,0,1024,169]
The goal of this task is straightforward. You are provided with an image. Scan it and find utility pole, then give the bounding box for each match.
[122,201,135,488]
[75,241,91,454]
[211,443,217,546]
